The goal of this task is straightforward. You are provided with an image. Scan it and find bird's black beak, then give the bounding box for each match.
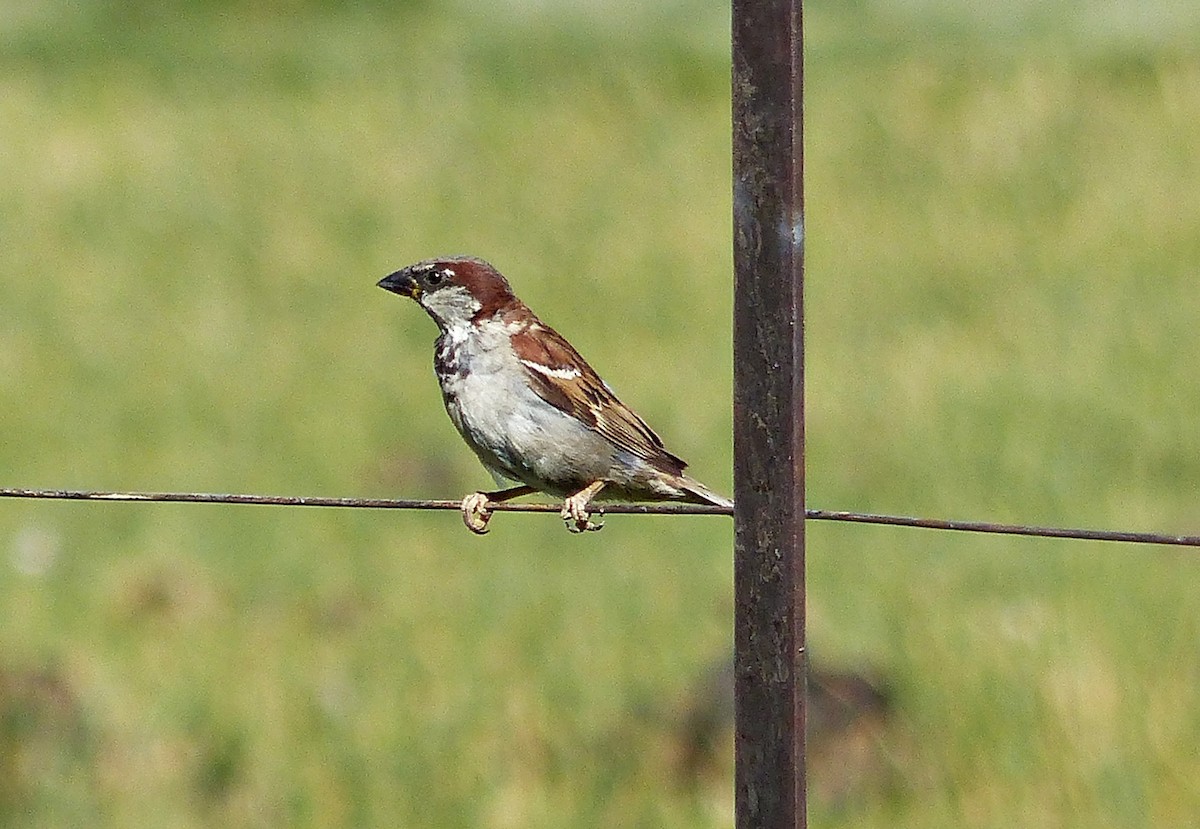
[378,269,420,299]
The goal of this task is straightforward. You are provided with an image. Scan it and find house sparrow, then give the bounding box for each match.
[377,256,732,534]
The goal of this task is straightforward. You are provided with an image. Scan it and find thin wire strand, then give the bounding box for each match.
[0,488,728,515]
[805,509,1200,548]
[1,487,1197,547]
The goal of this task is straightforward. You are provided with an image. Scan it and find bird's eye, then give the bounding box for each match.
[426,271,443,286]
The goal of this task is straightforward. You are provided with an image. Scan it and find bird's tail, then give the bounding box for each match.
[677,476,733,509]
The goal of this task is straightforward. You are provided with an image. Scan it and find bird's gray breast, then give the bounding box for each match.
[432,323,618,492]
[433,323,533,476]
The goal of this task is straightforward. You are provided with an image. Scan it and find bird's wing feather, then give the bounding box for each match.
[509,322,688,476]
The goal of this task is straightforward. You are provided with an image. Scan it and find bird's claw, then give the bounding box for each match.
[461,492,493,535]
[561,498,604,533]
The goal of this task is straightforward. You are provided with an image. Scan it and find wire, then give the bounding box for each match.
[0,488,727,515]
[805,509,1200,548]
[1,487,1197,547]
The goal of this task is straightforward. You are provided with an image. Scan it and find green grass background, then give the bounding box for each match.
[2,0,1199,825]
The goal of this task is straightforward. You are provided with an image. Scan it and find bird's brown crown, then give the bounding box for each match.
[413,256,518,317]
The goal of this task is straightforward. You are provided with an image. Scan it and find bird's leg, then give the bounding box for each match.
[561,480,607,533]
[461,485,536,535]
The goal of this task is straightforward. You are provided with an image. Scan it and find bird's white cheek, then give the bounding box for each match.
[420,286,482,326]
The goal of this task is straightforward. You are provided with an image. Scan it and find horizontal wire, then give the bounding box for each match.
[1,487,1197,547]
[0,487,728,515]
[805,509,1200,548]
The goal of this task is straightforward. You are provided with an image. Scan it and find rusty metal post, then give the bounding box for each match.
[732,0,805,826]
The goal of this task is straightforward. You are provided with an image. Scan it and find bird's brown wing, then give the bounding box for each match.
[510,321,688,476]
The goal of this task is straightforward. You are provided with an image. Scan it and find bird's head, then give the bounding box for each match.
[378,256,518,330]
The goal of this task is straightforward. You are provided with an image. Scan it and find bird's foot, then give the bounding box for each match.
[459,485,536,535]
[461,492,493,535]
[561,499,604,533]
[561,481,606,533]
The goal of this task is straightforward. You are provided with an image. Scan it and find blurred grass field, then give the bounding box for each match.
[2,0,1199,826]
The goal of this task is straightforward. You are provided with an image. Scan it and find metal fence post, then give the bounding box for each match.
[732,0,805,826]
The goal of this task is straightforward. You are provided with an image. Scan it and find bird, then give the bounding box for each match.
[377,256,732,534]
